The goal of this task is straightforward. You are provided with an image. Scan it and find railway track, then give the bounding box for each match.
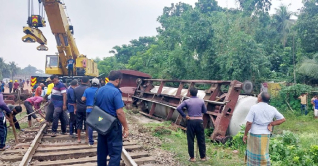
[0,123,155,166]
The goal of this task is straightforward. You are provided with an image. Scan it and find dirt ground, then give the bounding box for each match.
[126,112,180,166]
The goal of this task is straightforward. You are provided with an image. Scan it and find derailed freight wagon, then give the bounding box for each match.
[131,79,257,143]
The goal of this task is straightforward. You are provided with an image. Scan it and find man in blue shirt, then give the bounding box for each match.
[67,56,75,77]
[67,80,78,137]
[95,71,129,166]
[82,78,99,146]
[177,87,207,162]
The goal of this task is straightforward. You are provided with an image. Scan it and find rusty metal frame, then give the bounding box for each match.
[132,79,242,142]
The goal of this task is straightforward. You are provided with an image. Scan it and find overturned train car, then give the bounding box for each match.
[131,79,257,143]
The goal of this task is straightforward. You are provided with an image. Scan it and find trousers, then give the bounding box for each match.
[52,107,67,133]
[76,111,86,130]
[301,104,308,115]
[0,115,7,149]
[97,122,122,166]
[186,119,206,159]
[68,67,73,77]
[86,112,94,145]
[24,101,38,120]
[69,112,76,135]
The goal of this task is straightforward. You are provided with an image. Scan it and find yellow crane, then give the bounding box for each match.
[22,0,98,77]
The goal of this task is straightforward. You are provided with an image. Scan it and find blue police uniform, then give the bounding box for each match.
[95,83,124,166]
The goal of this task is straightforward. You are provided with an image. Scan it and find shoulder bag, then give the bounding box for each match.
[86,88,118,135]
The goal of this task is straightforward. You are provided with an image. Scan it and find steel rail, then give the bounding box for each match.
[19,123,47,166]
[121,147,137,166]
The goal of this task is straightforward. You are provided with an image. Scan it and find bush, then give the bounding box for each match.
[270,84,314,112]
[269,130,316,166]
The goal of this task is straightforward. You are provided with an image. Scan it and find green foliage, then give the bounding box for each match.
[269,131,316,166]
[97,1,318,84]
[270,84,313,111]
[296,1,318,53]
[229,125,246,154]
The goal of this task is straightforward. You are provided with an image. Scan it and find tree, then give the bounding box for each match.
[238,0,272,16]
[296,1,318,53]
[272,5,294,47]
[0,58,6,79]
[298,53,318,82]
[8,62,19,80]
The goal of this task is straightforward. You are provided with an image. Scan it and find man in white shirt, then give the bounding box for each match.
[243,92,286,165]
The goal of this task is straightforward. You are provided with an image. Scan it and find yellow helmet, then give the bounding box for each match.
[10,80,12,82]
[15,80,17,82]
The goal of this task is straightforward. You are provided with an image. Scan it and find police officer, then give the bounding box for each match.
[95,71,129,166]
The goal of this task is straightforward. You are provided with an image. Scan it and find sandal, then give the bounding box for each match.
[201,157,207,161]
[188,158,196,162]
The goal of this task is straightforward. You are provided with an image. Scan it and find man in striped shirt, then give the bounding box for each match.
[50,75,67,137]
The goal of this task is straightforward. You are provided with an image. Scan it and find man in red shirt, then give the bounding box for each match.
[13,80,19,93]
[35,83,44,97]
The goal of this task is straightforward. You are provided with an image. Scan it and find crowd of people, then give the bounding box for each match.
[3,71,314,165]
[0,71,128,165]
[0,79,30,94]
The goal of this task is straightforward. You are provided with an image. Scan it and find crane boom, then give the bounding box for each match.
[23,0,99,77]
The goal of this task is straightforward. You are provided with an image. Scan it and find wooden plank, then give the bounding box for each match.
[36,145,96,152]
[41,133,97,142]
[19,123,47,166]
[134,157,156,165]
[123,141,138,146]
[2,149,27,155]
[123,145,143,151]
[0,155,23,162]
[33,157,97,166]
[129,152,149,159]
[62,163,97,166]
[33,148,97,161]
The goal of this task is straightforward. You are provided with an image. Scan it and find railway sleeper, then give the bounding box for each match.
[32,148,97,161]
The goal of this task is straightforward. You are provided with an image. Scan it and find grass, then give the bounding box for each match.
[6,111,29,143]
[144,122,245,166]
[141,110,318,166]
[274,110,318,150]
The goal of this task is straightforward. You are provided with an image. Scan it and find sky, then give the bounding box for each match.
[0,0,303,70]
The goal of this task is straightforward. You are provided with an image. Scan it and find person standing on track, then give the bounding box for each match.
[35,83,45,97]
[8,80,13,93]
[95,71,129,166]
[67,80,78,137]
[43,77,55,122]
[19,79,24,92]
[176,87,207,162]
[81,77,99,146]
[50,75,67,137]
[243,92,286,165]
[74,76,89,143]
[13,80,19,93]
[24,96,44,127]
